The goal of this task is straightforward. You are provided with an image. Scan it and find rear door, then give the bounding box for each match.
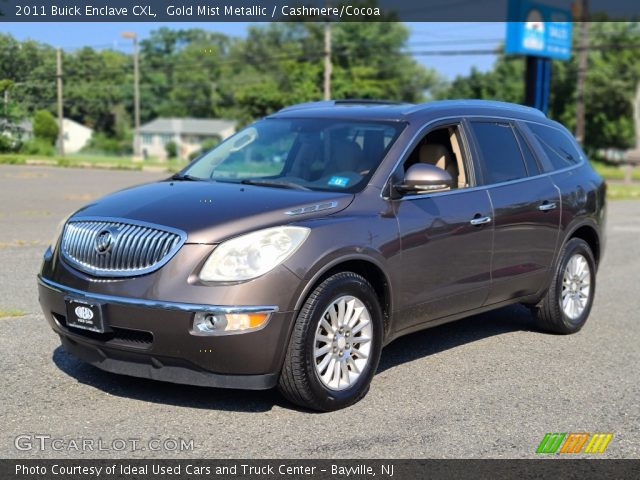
[468,120,561,305]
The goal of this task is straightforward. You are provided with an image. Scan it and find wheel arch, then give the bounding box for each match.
[292,254,393,336]
[565,222,601,267]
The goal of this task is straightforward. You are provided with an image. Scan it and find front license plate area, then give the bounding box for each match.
[65,298,106,333]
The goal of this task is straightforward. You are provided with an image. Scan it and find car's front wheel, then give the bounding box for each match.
[278,272,383,411]
[532,237,596,334]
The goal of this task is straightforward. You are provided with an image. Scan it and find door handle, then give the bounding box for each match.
[470,215,492,226]
[538,202,557,211]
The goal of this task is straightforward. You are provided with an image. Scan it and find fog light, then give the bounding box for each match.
[192,312,270,335]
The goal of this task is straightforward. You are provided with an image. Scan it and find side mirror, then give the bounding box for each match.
[394,163,454,195]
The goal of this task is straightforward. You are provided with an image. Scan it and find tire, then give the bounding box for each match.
[278,271,383,411]
[532,238,596,334]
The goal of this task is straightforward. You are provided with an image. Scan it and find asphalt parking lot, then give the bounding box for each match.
[0,164,638,459]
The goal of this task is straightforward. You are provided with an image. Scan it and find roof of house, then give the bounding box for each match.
[140,118,236,135]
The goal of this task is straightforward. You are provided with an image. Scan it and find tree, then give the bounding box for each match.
[222,22,442,124]
[439,22,640,154]
[0,79,23,152]
[1,23,442,146]
[33,109,58,145]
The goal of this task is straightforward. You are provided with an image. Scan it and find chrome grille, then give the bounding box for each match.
[60,219,186,277]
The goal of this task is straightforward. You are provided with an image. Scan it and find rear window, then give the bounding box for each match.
[528,123,583,170]
[470,121,527,185]
[513,126,540,176]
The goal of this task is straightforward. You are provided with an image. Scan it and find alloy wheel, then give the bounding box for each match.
[561,253,591,320]
[313,295,373,391]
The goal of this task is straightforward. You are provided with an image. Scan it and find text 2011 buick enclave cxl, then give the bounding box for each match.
[38,100,606,411]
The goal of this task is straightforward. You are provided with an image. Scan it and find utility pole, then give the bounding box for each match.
[56,48,65,157]
[122,31,141,160]
[575,0,589,145]
[323,1,332,100]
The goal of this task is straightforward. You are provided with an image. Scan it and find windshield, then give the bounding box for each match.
[181,118,405,193]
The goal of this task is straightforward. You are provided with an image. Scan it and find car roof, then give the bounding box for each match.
[269,99,547,123]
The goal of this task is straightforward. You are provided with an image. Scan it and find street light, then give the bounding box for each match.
[122,31,141,161]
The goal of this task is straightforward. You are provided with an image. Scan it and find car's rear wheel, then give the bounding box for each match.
[532,238,596,334]
[278,272,383,411]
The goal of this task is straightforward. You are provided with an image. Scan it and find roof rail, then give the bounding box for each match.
[407,99,547,118]
[277,101,334,113]
[333,99,410,106]
[278,99,412,113]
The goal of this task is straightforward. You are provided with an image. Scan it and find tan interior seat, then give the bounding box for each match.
[418,144,459,186]
[448,128,467,188]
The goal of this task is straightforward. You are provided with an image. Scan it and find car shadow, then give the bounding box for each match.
[52,304,536,412]
[52,346,284,413]
[377,303,536,373]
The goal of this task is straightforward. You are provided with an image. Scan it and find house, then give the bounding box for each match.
[60,118,93,154]
[138,118,236,161]
[6,118,93,153]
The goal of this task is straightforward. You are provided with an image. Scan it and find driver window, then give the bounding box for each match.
[403,125,468,189]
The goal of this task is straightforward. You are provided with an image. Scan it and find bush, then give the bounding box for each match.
[33,110,58,145]
[188,150,201,162]
[0,133,21,153]
[83,130,133,156]
[165,141,178,159]
[187,136,221,162]
[201,136,221,151]
[21,138,55,156]
[84,133,123,155]
[0,155,26,165]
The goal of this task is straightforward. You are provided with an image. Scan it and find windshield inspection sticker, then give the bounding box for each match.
[328,176,350,187]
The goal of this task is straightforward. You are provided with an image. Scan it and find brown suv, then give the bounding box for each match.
[38,100,606,411]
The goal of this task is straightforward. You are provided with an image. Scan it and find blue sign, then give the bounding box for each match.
[506,0,573,60]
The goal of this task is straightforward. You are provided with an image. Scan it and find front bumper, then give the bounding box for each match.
[38,276,294,390]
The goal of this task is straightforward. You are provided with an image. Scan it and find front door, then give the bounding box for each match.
[394,190,494,332]
[391,122,493,332]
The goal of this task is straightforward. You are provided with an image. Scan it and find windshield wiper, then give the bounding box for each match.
[170,173,207,182]
[240,179,310,191]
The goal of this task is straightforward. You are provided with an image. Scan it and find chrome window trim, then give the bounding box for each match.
[381,114,585,202]
[38,276,279,315]
[60,216,188,278]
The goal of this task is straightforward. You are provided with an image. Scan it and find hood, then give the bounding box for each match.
[71,180,354,243]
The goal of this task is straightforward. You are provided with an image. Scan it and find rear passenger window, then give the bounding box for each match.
[513,127,540,176]
[528,123,582,170]
[470,122,527,184]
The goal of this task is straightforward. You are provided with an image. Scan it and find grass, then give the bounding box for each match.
[0,153,188,172]
[606,183,640,200]
[590,160,640,181]
[0,309,26,318]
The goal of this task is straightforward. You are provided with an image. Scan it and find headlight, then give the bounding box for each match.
[49,213,73,251]
[199,226,310,282]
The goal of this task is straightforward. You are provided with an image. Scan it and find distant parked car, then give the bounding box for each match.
[38,100,606,411]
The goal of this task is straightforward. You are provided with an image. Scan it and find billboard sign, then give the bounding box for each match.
[505,0,573,60]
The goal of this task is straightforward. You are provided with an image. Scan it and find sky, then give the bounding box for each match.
[2,21,503,80]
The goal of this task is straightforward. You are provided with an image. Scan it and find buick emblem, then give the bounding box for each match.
[95,229,115,254]
[74,306,94,321]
